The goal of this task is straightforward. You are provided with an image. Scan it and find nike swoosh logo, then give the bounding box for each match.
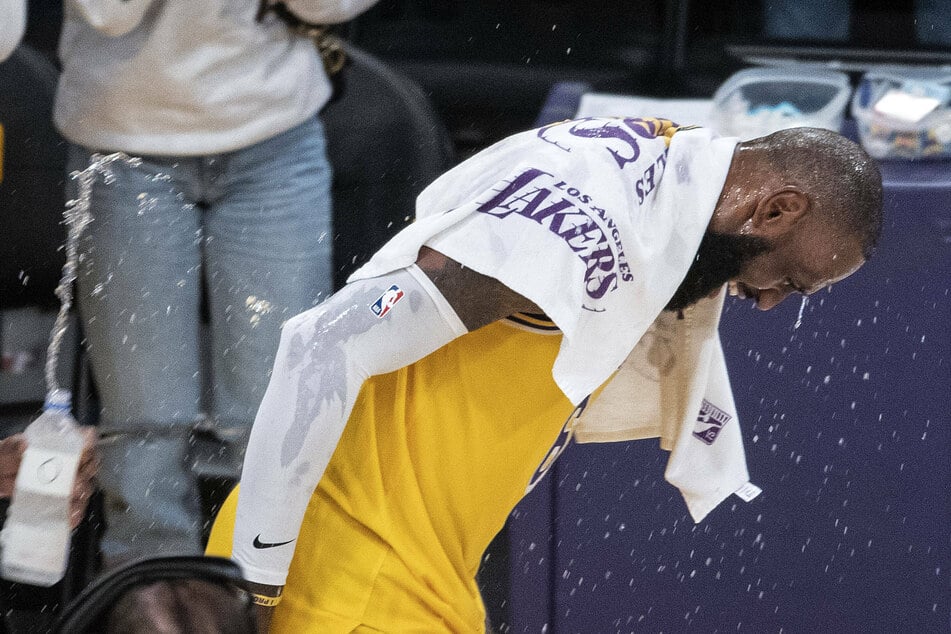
[253,535,296,549]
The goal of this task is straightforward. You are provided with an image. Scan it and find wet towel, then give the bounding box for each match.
[352,120,738,403]
[573,289,757,522]
[351,118,753,522]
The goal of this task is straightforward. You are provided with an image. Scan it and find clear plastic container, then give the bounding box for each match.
[712,66,852,140]
[851,66,951,160]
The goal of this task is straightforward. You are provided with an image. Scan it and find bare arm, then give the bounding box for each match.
[70,427,101,530]
[0,435,26,499]
[416,246,541,331]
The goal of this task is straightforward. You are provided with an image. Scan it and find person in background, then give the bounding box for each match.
[101,578,254,634]
[207,118,883,632]
[53,0,378,569]
[53,555,256,633]
[0,0,26,62]
[2,3,101,627]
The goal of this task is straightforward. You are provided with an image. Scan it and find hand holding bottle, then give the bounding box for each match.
[0,390,100,586]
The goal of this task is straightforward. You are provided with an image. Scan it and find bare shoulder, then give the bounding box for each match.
[416,246,540,331]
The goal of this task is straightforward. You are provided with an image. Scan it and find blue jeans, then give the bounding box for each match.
[69,115,333,563]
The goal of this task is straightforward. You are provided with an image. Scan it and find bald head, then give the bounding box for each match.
[739,127,884,258]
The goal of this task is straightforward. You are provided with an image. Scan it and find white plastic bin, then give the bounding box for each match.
[712,66,851,140]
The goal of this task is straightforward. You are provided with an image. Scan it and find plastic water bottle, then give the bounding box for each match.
[0,389,85,586]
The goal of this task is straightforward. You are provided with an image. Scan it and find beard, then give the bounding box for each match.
[664,230,772,313]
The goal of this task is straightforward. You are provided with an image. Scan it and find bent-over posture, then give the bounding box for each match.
[207,118,882,632]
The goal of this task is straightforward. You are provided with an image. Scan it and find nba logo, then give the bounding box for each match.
[370,284,404,318]
[692,399,732,445]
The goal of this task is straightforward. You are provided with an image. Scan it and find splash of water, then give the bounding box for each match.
[45,152,141,393]
[245,295,275,328]
[794,295,808,330]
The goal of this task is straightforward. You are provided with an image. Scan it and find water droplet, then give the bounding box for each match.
[794,296,808,329]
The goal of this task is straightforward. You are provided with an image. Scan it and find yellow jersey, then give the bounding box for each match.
[208,315,586,632]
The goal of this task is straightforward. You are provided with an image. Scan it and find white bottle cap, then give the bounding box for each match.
[43,389,73,412]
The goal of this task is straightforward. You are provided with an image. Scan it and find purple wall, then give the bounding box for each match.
[505,89,950,633]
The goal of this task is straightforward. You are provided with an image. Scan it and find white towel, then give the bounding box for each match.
[574,288,757,522]
[351,118,755,521]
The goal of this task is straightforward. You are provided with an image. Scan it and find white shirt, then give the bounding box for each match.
[54,0,377,155]
[0,0,26,62]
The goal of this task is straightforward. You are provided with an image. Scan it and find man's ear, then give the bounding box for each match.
[750,187,810,238]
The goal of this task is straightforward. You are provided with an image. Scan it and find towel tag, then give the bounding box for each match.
[733,481,762,503]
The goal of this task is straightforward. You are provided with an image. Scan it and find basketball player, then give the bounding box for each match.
[207,118,882,632]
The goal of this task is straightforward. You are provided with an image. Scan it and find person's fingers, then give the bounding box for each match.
[77,451,102,478]
[66,427,102,528]
[69,478,97,529]
[75,426,101,483]
[0,434,26,454]
[0,434,26,464]
[0,476,16,499]
[69,500,88,529]
[0,435,26,498]
[79,426,99,454]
